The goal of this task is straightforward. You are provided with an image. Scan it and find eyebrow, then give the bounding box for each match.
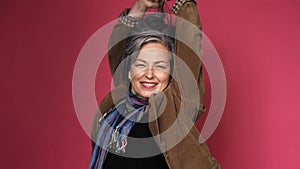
[135,59,168,64]
[135,59,147,63]
[154,61,168,64]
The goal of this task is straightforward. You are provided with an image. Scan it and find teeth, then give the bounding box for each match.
[142,83,156,87]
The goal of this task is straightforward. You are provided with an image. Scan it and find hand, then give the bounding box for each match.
[142,0,163,9]
[129,0,166,17]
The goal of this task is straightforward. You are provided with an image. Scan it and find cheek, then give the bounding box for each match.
[157,72,170,86]
[129,67,142,79]
[131,71,144,80]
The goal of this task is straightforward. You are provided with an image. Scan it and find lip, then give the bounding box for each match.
[140,82,158,89]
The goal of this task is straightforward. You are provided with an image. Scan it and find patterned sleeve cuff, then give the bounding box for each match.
[118,8,141,28]
[172,0,196,14]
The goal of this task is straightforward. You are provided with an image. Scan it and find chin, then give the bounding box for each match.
[141,94,151,98]
[140,92,154,98]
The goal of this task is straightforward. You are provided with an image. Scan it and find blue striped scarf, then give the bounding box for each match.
[89,90,148,169]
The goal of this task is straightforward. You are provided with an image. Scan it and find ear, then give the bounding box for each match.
[128,70,132,81]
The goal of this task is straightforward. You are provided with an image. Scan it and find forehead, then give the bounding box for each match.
[136,43,170,62]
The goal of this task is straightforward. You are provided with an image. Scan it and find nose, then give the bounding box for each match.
[145,68,154,79]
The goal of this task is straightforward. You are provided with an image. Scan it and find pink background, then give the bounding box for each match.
[1,0,300,168]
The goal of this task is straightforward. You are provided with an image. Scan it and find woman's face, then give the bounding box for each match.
[128,43,171,98]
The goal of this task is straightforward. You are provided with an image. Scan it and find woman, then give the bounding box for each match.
[90,0,220,168]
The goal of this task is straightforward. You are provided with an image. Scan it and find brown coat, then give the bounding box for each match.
[92,1,220,168]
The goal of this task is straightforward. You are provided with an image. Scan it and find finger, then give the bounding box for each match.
[145,0,160,8]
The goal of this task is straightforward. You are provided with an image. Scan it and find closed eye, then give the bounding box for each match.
[134,63,146,68]
[155,65,167,69]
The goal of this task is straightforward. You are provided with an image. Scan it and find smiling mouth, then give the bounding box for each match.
[140,82,158,89]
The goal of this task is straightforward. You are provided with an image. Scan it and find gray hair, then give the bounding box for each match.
[122,13,175,84]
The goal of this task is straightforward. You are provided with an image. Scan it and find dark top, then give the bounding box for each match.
[103,115,169,169]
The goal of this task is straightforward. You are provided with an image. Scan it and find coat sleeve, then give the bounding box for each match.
[172,1,221,168]
[107,9,137,86]
[172,0,205,120]
[107,22,130,76]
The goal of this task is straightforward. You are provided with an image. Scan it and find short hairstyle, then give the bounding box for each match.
[123,13,175,84]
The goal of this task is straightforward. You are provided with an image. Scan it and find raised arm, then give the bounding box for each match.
[92,0,164,148]
[108,0,163,86]
[172,0,205,119]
